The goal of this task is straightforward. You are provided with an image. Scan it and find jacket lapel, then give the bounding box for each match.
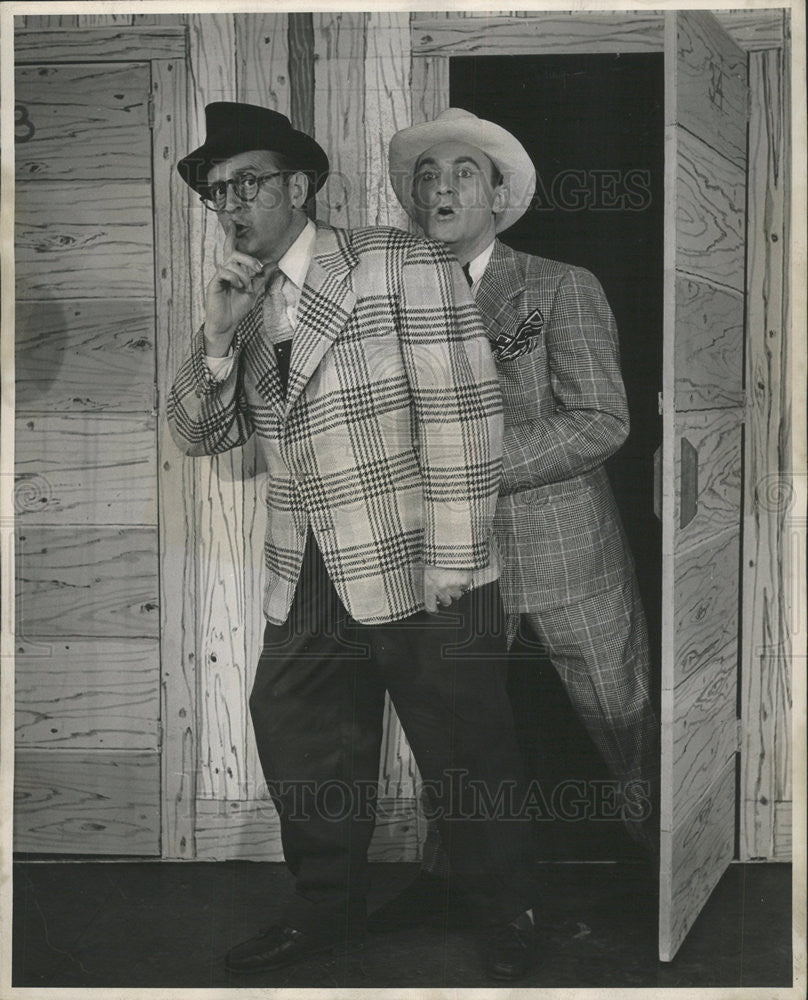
[474,239,525,341]
[285,224,357,413]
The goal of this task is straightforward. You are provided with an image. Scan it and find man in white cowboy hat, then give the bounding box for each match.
[169,102,539,980]
[375,107,659,930]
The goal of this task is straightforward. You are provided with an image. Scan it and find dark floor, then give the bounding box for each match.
[12,860,791,989]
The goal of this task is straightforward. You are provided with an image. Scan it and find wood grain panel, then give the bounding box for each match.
[152,57,199,860]
[16,299,155,413]
[773,801,792,860]
[410,11,782,54]
[235,13,290,112]
[14,27,187,62]
[15,414,157,526]
[665,651,736,829]
[364,15,411,231]
[411,55,449,127]
[675,409,743,548]
[78,14,135,27]
[194,798,282,861]
[378,695,419,801]
[194,797,419,862]
[412,14,664,55]
[14,63,151,181]
[18,15,80,29]
[16,527,159,639]
[314,13,367,229]
[183,13,258,807]
[713,10,785,52]
[288,13,314,137]
[131,15,186,27]
[659,757,735,961]
[741,50,792,862]
[15,639,159,749]
[675,128,746,293]
[674,277,744,410]
[672,10,747,167]
[184,13,237,333]
[672,526,739,689]
[16,180,154,299]
[14,749,160,855]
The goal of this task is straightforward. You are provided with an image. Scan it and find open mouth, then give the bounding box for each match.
[436,206,456,218]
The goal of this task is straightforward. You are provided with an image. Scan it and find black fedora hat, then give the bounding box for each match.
[177,102,329,194]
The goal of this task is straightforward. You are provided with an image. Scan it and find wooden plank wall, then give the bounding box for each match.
[14,52,161,854]
[741,47,793,861]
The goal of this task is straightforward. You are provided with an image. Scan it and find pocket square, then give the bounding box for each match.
[491,308,544,362]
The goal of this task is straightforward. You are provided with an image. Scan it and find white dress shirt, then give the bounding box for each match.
[465,239,495,297]
[206,218,317,381]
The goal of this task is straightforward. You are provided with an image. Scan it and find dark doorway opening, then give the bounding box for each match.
[451,53,664,860]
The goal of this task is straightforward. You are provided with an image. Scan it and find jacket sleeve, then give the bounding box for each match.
[397,239,504,569]
[167,326,254,456]
[501,266,629,492]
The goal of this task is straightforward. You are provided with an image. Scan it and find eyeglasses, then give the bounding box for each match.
[199,171,285,212]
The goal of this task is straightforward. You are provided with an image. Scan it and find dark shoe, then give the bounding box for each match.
[480,911,538,981]
[225,924,364,974]
[367,871,472,933]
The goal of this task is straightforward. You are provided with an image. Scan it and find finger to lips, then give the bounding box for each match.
[223,219,236,260]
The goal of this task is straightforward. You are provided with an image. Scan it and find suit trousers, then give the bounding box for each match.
[249,533,537,935]
[507,574,660,850]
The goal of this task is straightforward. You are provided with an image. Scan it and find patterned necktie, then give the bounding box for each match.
[263,268,294,394]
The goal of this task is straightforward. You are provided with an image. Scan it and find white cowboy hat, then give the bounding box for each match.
[388,108,536,234]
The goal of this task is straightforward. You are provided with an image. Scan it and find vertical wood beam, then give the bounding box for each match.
[288,13,315,138]
[288,12,316,218]
[364,12,412,230]
[235,12,290,112]
[741,48,792,861]
[313,13,367,228]
[182,13,256,806]
[154,56,198,859]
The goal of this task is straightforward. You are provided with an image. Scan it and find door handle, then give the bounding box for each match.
[680,437,699,529]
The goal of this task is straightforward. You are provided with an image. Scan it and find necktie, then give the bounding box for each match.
[263,269,294,394]
[461,262,473,287]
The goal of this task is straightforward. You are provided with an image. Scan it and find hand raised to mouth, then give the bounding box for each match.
[203,219,267,355]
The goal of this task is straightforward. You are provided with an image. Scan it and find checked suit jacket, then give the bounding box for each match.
[168,223,503,626]
[478,240,638,613]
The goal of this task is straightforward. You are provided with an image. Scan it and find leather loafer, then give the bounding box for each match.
[480,911,538,981]
[225,924,364,974]
[367,871,473,933]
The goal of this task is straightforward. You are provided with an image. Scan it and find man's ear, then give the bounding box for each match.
[492,181,509,216]
[288,170,310,208]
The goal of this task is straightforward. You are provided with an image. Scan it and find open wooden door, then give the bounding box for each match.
[659,10,748,961]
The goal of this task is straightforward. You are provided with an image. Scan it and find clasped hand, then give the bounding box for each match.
[423,566,471,614]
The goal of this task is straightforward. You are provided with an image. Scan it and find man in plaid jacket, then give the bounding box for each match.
[377,108,659,929]
[169,103,538,980]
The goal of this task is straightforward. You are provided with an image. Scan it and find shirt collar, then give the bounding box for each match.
[467,239,496,287]
[277,218,317,289]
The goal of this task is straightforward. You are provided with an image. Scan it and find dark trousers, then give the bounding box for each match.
[249,535,537,935]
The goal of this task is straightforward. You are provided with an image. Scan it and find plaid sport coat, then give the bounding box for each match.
[168,223,503,625]
[478,240,637,613]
